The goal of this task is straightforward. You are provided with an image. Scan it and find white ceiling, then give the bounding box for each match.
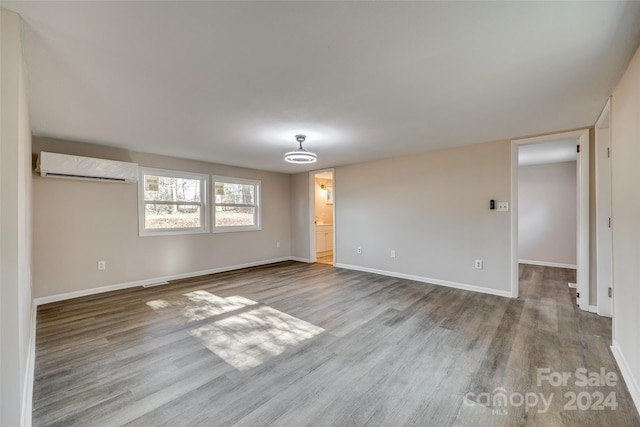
[518,140,577,166]
[4,1,640,173]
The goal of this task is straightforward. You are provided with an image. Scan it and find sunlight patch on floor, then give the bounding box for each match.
[182,290,258,322]
[189,305,324,370]
[146,299,171,310]
[146,289,324,370]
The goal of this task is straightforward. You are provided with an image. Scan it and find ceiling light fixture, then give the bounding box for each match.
[284,135,317,164]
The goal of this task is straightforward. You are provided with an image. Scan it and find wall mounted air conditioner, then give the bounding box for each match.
[36,152,139,183]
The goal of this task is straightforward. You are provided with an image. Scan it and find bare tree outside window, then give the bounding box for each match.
[139,169,208,235]
[213,177,260,231]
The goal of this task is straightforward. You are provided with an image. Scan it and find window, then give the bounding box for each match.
[138,168,208,236]
[212,176,260,232]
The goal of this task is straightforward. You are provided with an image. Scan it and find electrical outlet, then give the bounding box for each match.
[475,260,483,269]
[497,202,509,212]
[276,241,281,248]
[390,250,396,258]
[357,246,362,254]
[97,260,106,271]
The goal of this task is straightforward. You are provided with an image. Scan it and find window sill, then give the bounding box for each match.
[139,228,209,237]
[212,225,262,233]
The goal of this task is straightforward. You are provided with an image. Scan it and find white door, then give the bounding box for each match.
[596,103,613,317]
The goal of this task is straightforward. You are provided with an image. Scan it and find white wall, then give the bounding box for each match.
[32,137,291,299]
[1,8,34,426]
[518,161,577,267]
[332,139,512,296]
[611,43,640,413]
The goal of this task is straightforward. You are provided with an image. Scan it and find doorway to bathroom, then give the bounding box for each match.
[310,169,335,265]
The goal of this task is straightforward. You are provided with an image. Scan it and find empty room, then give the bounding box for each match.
[3,2,640,426]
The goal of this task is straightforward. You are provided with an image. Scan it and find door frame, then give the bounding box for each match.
[511,129,590,310]
[309,168,336,264]
[595,98,613,317]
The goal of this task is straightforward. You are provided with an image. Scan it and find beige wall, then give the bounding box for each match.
[333,139,512,294]
[611,43,640,411]
[518,161,577,267]
[32,137,291,298]
[1,8,33,426]
[290,172,311,261]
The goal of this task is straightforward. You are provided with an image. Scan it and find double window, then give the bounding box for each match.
[138,168,260,236]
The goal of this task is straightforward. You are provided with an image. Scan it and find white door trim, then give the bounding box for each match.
[309,168,336,265]
[511,129,590,310]
[595,98,613,318]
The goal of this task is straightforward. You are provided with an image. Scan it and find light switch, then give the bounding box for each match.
[497,202,509,212]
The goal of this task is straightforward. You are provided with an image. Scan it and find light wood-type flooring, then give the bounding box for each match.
[316,254,334,265]
[33,262,640,426]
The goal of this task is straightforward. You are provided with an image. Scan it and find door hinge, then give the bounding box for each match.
[607,147,611,158]
[608,287,612,298]
[608,217,612,228]
[576,292,580,298]
[577,144,580,153]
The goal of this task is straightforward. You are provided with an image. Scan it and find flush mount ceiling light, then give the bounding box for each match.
[284,135,317,164]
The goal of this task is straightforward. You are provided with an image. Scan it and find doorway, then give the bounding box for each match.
[310,169,335,265]
[517,140,578,303]
[511,129,590,311]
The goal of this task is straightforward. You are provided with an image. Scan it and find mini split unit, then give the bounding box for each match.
[36,152,139,183]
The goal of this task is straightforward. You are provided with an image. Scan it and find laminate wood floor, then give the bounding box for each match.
[33,262,640,426]
[316,254,334,265]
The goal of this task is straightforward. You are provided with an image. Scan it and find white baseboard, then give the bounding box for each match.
[611,340,640,417]
[519,259,577,269]
[334,263,512,298]
[589,305,598,313]
[22,300,37,427]
[34,257,293,306]
[290,256,312,263]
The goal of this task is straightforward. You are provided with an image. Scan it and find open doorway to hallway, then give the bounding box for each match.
[511,129,590,311]
[517,140,578,303]
[310,170,335,265]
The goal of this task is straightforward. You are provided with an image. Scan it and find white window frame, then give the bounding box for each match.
[212,175,261,233]
[138,167,209,237]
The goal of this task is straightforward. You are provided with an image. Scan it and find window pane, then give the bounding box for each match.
[145,204,201,229]
[145,175,201,203]
[215,206,255,227]
[215,182,255,205]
